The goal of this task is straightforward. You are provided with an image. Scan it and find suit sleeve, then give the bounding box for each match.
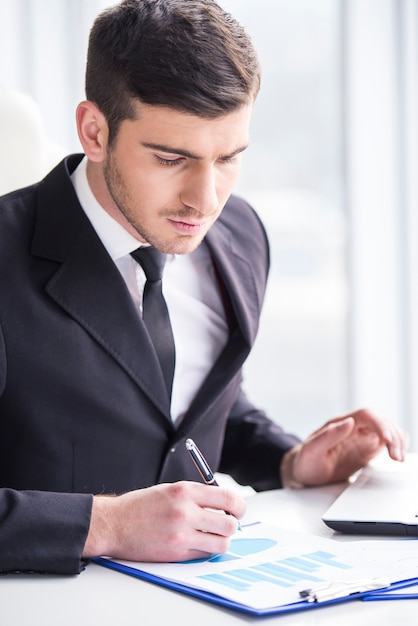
[0,489,93,574]
[219,387,301,492]
[0,325,93,575]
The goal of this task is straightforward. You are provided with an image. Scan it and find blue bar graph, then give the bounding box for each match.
[200,573,249,591]
[302,551,351,569]
[254,562,322,583]
[196,540,354,595]
[281,556,322,572]
[227,568,291,588]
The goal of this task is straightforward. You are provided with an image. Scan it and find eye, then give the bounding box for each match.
[218,155,239,165]
[153,155,184,166]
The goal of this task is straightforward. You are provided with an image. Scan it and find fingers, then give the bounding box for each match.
[385,426,409,461]
[168,481,244,539]
[320,409,409,461]
[292,416,385,486]
[182,483,244,560]
[150,481,244,554]
[193,482,246,522]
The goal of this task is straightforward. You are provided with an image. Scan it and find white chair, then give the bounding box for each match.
[0,85,66,195]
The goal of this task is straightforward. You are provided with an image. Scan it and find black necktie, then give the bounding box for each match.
[131,246,176,401]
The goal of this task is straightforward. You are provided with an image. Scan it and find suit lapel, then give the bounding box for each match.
[31,156,171,419]
[205,216,261,346]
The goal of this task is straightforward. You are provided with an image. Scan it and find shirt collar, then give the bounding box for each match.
[71,156,145,260]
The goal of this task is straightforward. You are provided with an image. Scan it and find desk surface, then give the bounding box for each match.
[1,481,417,625]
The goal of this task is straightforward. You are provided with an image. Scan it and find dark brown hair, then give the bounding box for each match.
[85,0,260,143]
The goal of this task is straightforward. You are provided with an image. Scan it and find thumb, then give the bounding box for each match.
[306,416,355,451]
[293,417,357,486]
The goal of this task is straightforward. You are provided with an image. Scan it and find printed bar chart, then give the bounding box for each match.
[103,523,391,612]
[199,544,352,593]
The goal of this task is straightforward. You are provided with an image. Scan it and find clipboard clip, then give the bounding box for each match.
[299,576,391,603]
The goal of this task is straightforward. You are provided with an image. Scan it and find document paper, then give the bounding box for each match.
[98,522,412,611]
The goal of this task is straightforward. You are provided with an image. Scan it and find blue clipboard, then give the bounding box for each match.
[362,578,418,602]
[92,557,418,616]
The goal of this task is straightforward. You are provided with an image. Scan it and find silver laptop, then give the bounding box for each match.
[322,454,418,536]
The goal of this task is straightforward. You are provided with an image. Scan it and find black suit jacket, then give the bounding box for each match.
[0,155,300,574]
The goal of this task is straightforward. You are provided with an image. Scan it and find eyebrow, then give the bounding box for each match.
[141,142,249,161]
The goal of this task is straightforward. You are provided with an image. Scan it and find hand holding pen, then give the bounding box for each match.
[185,438,242,530]
[84,477,245,563]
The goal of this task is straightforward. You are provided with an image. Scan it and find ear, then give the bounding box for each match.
[76,101,108,162]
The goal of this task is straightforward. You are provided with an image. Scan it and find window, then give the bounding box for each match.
[343,0,418,448]
[220,0,347,438]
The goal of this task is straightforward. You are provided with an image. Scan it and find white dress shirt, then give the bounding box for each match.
[71,157,229,423]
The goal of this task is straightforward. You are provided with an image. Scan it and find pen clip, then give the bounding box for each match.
[299,576,390,603]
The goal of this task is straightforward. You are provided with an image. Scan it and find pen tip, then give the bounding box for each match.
[185,438,194,450]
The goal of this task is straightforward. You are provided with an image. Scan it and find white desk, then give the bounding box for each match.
[1,483,417,625]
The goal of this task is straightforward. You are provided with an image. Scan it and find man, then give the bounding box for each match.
[0,0,408,575]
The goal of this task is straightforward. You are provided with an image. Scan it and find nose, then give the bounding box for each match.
[179,164,219,216]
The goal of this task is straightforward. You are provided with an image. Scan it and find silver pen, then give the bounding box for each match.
[185,438,219,485]
[185,438,241,529]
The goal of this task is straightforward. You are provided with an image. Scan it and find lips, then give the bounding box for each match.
[167,218,207,235]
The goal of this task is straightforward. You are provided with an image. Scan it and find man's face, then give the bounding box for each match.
[91,102,252,255]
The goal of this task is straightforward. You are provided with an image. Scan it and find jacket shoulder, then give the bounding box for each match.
[221,194,268,239]
[0,184,38,248]
[218,193,270,271]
